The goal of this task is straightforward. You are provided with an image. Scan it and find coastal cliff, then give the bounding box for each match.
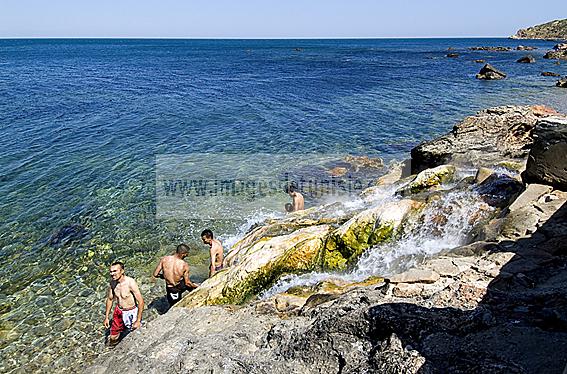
[512,19,567,40]
[87,106,567,374]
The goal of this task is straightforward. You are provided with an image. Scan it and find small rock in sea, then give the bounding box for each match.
[556,77,567,88]
[469,46,511,52]
[541,71,561,77]
[446,53,459,58]
[293,48,303,52]
[516,45,537,51]
[476,63,506,80]
[516,55,535,63]
[475,59,485,63]
[447,47,455,51]
[553,43,567,51]
[543,50,567,60]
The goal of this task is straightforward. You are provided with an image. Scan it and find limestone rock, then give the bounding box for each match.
[522,116,567,189]
[177,225,332,308]
[388,269,440,284]
[516,45,537,51]
[476,64,507,80]
[508,184,553,212]
[517,55,535,63]
[557,76,567,87]
[396,165,456,196]
[447,53,459,58]
[475,167,494,184]
[541,71,561,77]
[325,199,422,269]
[410,105,557,173]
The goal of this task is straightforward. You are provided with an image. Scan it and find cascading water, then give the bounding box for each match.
[262,185,493,298]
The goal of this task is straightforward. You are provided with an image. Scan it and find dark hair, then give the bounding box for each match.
[176,243,190,254]
[284,183,297,194]
[111,261,124,270]
[201,229,213,239]
[285,203,293,212]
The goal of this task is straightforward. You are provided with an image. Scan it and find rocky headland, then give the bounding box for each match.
[512,19,567,40]
[87,106,567,374]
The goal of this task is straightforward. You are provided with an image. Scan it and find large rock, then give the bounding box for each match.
[522,116,567,189]
[396,165,456,196]
[324,199,422,269]
[410,105,558,173]
[476,64,506,80]
[177,224,332,308]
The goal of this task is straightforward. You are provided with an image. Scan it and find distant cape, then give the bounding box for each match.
[512,19,567,40]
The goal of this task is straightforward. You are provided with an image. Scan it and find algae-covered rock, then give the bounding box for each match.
[177,225,332,308]
[324,199,422,269]
[396,165,456,196]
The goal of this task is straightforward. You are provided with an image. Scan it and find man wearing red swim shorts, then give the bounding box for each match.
[103,261,144,345]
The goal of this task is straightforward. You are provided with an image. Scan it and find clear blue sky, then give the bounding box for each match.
[1,0,566,38]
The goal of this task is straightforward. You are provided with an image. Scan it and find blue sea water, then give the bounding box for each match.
[0,38,566,372]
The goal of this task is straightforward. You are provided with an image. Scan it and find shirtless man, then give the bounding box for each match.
[201,229,224,277]
[285,183,304,212]
[152,243,199,306]
[103,261,144,345]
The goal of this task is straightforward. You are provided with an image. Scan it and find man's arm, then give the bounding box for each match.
[103,286,113,328]
[152,258,163,279]
[209,245,216,277]
[129,279,144,329]
[183,263,199,288]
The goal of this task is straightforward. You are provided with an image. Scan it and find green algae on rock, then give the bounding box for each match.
[324,199,423,269]
[176,224,332,308]
[396,165,456,196]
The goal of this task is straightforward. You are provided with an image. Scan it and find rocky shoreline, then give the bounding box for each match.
[512,19,567,41]
[87,106,567,374]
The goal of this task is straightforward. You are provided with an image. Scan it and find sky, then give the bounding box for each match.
[1,0,566,38]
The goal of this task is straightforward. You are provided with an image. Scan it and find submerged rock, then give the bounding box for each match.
[476,63,507,80]
[469,46,512,51]
[522,116,567,189]
[410,105,558,173]
[541,71,561,77]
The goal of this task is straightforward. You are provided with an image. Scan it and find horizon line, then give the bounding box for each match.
[0,35,517,40]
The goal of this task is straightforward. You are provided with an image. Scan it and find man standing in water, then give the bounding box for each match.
[152,243,199,306]
[285,183,304,212]
[103,261,144,345]
[201,229,224,277]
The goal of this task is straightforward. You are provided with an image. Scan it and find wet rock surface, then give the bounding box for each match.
[87,106,567,374]
[410,105,558,173]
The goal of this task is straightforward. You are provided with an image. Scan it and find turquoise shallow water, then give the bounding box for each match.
[0,38,566,372]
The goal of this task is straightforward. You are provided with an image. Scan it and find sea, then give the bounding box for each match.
[0,38,566,373]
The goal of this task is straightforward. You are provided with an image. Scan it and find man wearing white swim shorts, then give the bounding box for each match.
[103,261,145,345]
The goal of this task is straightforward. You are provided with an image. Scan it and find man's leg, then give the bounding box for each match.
[108,306,124,346]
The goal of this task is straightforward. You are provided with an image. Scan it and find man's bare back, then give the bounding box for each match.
[158,255,190,287]
[152,244,199,306]
[291,191,305,211]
